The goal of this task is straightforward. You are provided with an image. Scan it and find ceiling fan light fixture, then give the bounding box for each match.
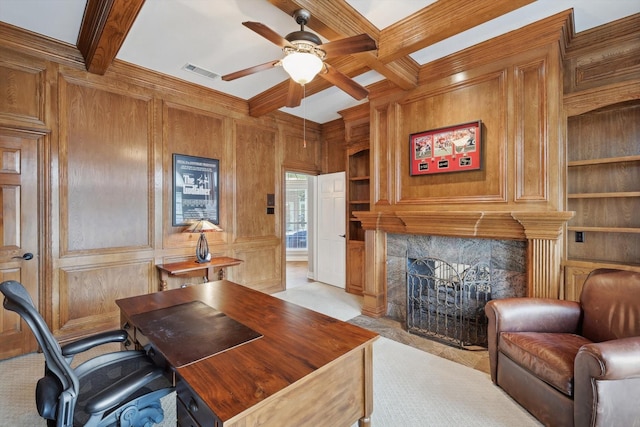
[282,43,324,85]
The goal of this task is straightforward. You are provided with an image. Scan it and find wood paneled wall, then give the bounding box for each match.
[0,23,324,342]
[369,42,565,210]
[358,12,574,315]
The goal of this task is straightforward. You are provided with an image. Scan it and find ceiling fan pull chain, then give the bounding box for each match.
[303,84,307,148]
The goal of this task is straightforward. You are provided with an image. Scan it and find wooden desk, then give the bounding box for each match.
[156,257,242,290]
[116,280,378,427]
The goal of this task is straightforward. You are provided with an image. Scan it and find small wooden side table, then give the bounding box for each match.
[156,257,243,291]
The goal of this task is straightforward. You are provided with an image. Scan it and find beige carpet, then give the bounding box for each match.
[0,282,540,426]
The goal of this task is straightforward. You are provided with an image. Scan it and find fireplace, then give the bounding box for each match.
[387,234,528,347]
[407,257,491,348]
[354,210,573,318]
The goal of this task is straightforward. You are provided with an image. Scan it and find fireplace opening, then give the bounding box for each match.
[406,257,491,349]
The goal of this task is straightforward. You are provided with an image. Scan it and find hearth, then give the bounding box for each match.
[406,257,492,349]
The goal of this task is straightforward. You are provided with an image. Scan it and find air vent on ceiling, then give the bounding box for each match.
[182,63,220,80]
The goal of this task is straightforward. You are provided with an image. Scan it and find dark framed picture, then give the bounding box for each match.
[409,120,482,176]
[172,154,219,226]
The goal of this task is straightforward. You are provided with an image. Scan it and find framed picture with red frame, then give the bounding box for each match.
[409,120,482,176]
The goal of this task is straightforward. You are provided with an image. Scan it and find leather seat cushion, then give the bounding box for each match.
[499,332,592,396]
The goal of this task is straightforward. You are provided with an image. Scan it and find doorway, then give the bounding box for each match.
[0,132,41,359]
[284,172,313,288]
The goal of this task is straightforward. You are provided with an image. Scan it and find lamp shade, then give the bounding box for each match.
[184,219,222,233]
[282,51,323,85]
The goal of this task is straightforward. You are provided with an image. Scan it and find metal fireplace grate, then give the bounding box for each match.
[406,257,491,349]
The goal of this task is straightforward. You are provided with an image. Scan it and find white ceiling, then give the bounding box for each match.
[1,0,638,123]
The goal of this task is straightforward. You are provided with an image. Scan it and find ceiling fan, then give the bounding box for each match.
[221,9,377,108]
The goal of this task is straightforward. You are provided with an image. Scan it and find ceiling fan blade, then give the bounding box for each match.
[221,60,280,81]
[319,63,369,100]
[243,21,292,48]
[285,79,303,108]
[318,33,377,58]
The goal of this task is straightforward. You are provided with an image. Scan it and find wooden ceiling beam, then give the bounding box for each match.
[256,0,538,116]
[267,0,418,90]
[378,0,536,63]
[77,0,146,75]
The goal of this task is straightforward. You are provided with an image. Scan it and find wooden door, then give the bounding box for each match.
[0,132,39,359]
[316,172,346,288]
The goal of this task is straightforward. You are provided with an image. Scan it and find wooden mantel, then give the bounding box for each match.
[353,210,574,317]
[354,210,573,240]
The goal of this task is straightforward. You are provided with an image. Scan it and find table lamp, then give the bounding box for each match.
[184,219,222,263]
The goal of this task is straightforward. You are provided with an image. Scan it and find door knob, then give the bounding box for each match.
[12,253,33,261]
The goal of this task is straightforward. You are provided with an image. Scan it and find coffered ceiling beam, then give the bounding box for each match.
[378,0,536,63]
[77,0,146,75]
[257,0,539,116]
[267,0,418,90]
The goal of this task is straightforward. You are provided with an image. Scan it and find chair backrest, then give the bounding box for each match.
[580,268,640,342]
[0,280,79,424]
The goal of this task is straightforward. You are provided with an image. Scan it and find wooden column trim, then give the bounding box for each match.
[512,211,574,298]
[361,229,387,317]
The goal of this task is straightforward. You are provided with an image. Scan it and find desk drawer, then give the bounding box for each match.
[177,397,202,427]
[135,329,170,372]
[176,375,221,427]
[120,316,136,350]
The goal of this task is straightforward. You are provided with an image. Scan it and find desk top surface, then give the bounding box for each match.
[116,280,378,422]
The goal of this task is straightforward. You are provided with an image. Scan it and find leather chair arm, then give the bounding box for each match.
[576,337,640,380]
[574,337,640,427]
[485,298,581,383]
[61,330,129,357]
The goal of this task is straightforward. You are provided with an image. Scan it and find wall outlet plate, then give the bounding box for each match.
[575,231,584,243]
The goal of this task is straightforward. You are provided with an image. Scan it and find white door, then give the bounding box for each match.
[316,172,346,288]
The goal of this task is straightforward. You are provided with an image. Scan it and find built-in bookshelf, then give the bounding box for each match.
[566,101,640,267]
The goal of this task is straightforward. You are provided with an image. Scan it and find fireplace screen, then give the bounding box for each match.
[406,257,491,349]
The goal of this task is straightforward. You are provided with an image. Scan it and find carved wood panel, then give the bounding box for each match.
[0,51,46,128]
[232,245,281,293]
[396,71,507,204]
[163,102,226,249]
[57,261,153,339]
[60,77,153,254]
[234,122,277,241]
[514,58,548,201]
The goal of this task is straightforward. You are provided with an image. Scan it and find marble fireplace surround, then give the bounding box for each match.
[387,234,527,322]
[354,210,574,318]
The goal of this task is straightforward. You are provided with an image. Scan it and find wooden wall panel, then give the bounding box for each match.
[58,261,153,339]
[0,50,46,128]
[515,59,547,201]
[396,72,507,204]
[234,122,277,241]
[372,104,390,205]
[564,260,640,301]
[61,78,153,254]
[320,118,346,174]
[281,119,322,173]
[563,14,640,94]
[0,24,322,347]
[163,103,227,248]
[232,245,281,293]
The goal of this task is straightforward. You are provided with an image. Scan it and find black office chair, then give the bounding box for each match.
[0,280,174,427]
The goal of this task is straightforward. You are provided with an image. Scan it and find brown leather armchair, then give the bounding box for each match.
[485,268,640,427]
